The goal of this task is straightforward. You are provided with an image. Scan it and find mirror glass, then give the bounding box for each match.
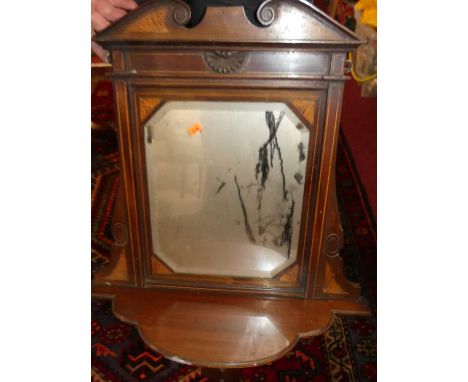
[144,101,309,278]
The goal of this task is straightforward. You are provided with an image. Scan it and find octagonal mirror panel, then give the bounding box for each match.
[144,101,310,278]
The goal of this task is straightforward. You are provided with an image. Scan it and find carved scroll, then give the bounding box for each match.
[256,0,278,26]
[318,173,361,300]
[94,0,361,46]
[93,179,131,284]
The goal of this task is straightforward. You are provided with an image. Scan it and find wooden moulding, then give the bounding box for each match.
[117,50,333,80]
[131,88,323,298]
[94,0,362,48]
[308,81,362,300]
[92,285,369,368]
[93,178,133,286]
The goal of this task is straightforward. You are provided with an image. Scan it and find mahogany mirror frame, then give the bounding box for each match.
[92,0,370,367]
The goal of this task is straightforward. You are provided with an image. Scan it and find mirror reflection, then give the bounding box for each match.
[144,101,309,278]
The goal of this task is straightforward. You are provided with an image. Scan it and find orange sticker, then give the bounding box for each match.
[188,122,203,136]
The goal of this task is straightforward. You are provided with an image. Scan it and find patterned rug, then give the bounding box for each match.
[91,82,376,382]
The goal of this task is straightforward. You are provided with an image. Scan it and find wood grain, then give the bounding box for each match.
[90,0,367,367]
[92,285,369,367]
[94,0,361,47]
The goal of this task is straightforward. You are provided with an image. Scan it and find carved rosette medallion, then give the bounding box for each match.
[203,51,249,74]
[324,233,341,257]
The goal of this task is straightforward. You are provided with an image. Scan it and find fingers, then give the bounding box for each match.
[107,0,138,11]
[91,11,111,33]
[92,42,110,63]
[94,0,128,23]
[91,0,139,40]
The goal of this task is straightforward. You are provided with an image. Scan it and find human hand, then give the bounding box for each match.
[91,0,138,62]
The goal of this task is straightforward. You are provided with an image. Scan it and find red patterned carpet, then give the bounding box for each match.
[91,82,377,381]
